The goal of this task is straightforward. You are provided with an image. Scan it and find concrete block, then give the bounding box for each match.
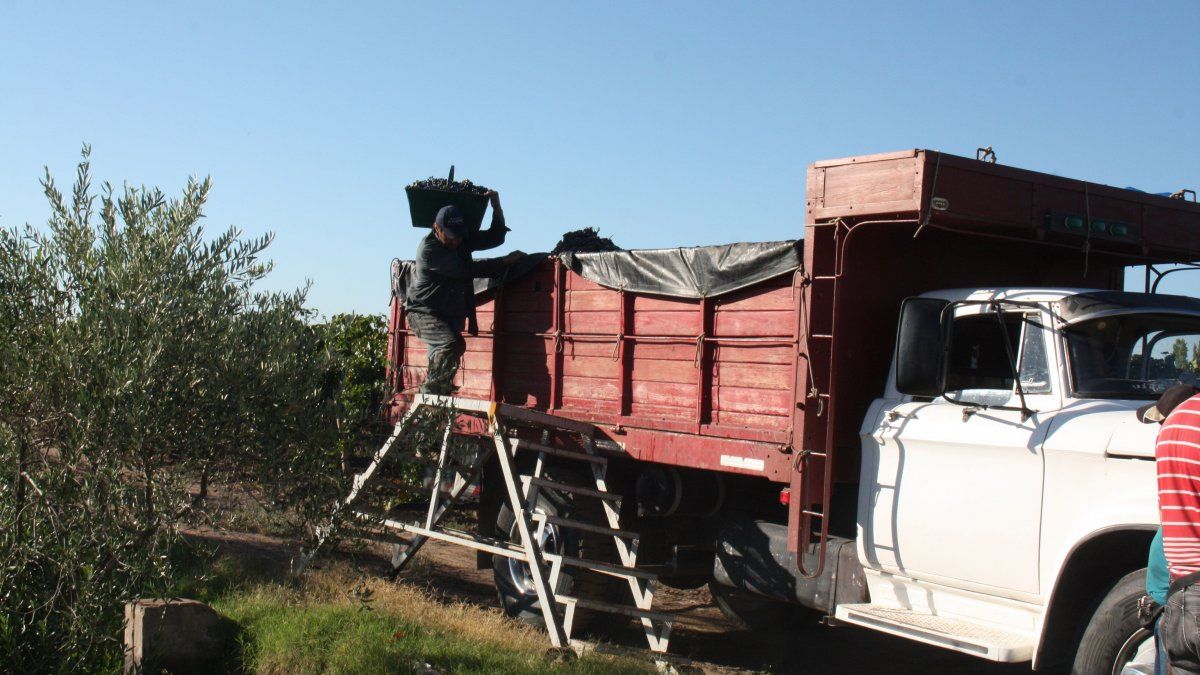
[124,598,233,674]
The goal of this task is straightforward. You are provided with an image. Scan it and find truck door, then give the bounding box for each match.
[863,306,1056,596]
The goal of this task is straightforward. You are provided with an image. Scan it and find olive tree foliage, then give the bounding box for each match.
[318,313,389,473]
[0,148,343,670]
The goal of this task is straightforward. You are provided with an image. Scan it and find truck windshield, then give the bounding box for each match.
[1065,313,1200,399]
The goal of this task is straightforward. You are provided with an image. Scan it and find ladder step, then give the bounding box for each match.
[555,595,673,622]
[532,513,638,539]
[494,402,598,435]
[524,477,621,502]
[543,553,656,580]
[514,440,607,465]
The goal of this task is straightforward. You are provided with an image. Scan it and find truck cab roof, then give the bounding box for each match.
[920,287,1200,325]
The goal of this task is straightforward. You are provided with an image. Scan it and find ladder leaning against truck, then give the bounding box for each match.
[370,149,1200,673]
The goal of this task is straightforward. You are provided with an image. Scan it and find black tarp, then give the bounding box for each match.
[391,240,803,303]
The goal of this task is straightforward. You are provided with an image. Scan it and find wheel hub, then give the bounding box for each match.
[507,510,561,594]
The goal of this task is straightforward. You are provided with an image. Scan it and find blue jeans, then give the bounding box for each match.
[408,311,466,395]
[1158,615,1168,675]
[1163,584,1200,675]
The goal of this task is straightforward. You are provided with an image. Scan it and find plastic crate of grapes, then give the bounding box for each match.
[406,178,490,233]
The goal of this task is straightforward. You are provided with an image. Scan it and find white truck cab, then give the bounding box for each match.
[840,287,1200,672]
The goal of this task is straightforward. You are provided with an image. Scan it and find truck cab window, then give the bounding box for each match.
[945,313,1022,396]
[1018,317,1052,394]
[943,312,1048,404]
[1066,315,1200,398]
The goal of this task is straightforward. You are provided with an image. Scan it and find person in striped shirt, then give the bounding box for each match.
[1151,384,1200,673]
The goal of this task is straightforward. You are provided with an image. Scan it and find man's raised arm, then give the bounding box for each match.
[470,191,509,251]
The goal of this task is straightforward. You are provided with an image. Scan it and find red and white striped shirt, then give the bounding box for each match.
[1158,393,1200,579]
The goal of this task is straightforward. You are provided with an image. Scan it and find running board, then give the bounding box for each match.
[834,604,1035,662]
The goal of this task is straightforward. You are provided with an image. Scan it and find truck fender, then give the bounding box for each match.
[1035,525,1155,670]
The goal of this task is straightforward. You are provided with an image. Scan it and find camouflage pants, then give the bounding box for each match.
[408,311,466,395]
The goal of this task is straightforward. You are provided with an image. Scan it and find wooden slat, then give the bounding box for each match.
[711,409,791,430]
[630,358,697,385]
[561,355,620,379]
[713,385,793,416]
[713,310,796,337]
[565,289,621,311]
[500,311,553,332]
[563,376,620,401]
[713,362,791,389]
[633,311,701,336]
[630,402,694,420]
[560,396,620,414]
[566,312,620,334]
[632,296,700,312]
[631,380,695,408]
[714,286,795,312]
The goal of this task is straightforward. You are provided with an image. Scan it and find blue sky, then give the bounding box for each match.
[2,1,1198,315]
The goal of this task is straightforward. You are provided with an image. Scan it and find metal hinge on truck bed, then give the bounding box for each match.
[300,394,673,654]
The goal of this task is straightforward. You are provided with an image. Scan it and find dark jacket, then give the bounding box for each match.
[405,219,509,324]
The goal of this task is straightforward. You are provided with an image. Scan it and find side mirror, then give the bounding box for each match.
[895,297,949,397]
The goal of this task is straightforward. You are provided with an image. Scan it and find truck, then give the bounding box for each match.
[384,149,1200,673]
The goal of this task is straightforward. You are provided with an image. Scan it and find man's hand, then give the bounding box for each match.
[487,190,502,210]
[502,250,525,264]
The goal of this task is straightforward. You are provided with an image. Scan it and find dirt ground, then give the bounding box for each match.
[198,525,1035,675]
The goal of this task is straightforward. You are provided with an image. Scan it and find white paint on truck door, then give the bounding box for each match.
[862,308,1057,597]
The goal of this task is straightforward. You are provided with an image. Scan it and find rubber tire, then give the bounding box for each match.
[709,581,821,632]
[492,464,619,633]
[1072,569,1151,675]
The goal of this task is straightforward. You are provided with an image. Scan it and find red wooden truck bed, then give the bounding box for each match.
[387,149,1200,563]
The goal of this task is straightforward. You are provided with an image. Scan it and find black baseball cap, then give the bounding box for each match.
[435,205,467,238]
[1137,384,1200,424]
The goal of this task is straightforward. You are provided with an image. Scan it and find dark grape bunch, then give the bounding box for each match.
[407,177,491,194]
[551,227,623,254]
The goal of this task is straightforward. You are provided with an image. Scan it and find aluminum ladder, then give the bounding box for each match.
[301,394,672,653]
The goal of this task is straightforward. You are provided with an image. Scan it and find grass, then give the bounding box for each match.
[172,550,652,674]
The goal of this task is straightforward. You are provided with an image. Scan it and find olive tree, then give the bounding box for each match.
[0,148,344,670]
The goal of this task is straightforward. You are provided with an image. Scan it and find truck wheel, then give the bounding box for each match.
[492,466,619,632]
[709,581,820,632]
[1072,569,1155,675]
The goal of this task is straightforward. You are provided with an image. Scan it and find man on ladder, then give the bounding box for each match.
[406,192,524,394]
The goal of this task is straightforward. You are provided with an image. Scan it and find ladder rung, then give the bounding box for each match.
[544,553,656,579]
[532,513,638,539]
[524,477,621,502]
[801,510,825,518]
[555,595,673,622]
[515,440,607,464]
